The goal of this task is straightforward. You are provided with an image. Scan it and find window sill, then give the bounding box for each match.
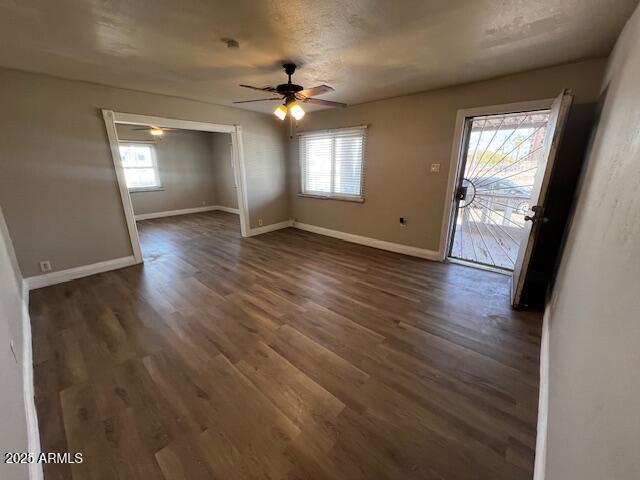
[297,193,364,203]
[129,186,164,193]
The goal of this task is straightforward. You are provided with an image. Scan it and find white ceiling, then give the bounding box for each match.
[0,0,636,113]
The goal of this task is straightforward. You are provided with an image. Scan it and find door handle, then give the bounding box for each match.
[524,206,549,224]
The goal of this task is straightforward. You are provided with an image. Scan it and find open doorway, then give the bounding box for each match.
[116,123,239,261]
[442,92,574,307]
[446,105,552,272]
[102,111,249,264]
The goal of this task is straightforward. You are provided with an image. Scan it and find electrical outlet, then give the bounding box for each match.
[202,201,207,206]
[39,260,52,273]
[400,217,408,227]
[258,218,263,226]
[430,163,441,173]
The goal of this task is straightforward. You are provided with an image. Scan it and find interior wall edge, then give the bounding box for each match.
[246,220,294,237]
[215,206,240,215]
[0,204,31,479]
[20,282,43,480]
[533,306,551,480]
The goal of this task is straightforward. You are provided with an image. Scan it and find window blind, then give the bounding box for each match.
[119,143,161,190]
[299,126,367,200]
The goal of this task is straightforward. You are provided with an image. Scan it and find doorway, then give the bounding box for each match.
[443,92,574,307]
[447,107,551,272]
[115,123,239,261]
[101,111,250,264]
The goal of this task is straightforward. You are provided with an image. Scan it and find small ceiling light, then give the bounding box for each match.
[149,128,164,137]
[274,104,287,121]
[288,101,305,120]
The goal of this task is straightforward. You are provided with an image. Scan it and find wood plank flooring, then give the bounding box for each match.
[30,211,542,480]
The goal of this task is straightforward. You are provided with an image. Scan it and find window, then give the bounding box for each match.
[119,143,161,191]
[299,126,367,201]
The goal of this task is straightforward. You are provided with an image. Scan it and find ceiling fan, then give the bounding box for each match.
[234,63,346,120]
[131,126,175,137]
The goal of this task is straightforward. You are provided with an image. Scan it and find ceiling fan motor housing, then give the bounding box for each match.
[277,63,303,100]
[276,83,303,95]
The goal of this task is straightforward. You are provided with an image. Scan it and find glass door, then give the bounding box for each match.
[448,109,551,271]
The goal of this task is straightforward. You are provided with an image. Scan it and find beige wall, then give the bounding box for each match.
[288,58,607,252]
[540,6,640,480]
[209,132,238,210]
[0,60,605,279]
[0,206,29,480]
[116,125,218,215]
[0,68,288,277]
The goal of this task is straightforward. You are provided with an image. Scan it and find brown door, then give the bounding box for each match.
[511,89,574,308]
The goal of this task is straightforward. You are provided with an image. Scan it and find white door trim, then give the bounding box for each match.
[231,125,250,238]
[437,98,555,261]
[108,112,237,133]
[102,110,144,263]
[101,110,251,263]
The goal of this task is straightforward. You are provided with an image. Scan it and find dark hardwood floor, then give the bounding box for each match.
[30,211,542,480]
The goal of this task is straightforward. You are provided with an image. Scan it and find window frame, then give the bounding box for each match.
[298,125,367,203]
[118,141,163,192]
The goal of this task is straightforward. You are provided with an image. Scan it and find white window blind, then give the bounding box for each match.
[119,143,161,191]
[299,126,367,201]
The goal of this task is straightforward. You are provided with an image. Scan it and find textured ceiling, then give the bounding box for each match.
[0,0,637,113]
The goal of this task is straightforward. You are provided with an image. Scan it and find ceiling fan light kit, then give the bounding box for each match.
[274,103,287,120]
[131,125,176,137]
[274,99,305,121]
[288,101,305,120]
[234,63,346,121]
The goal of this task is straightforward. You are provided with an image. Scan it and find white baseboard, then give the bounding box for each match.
[247,220,294,237]
[135,205,238,220]
[533,307,551,480]
[292,222,441,261]
[214,205,240,215]
[21,283,43,480]
[24,255,137,290]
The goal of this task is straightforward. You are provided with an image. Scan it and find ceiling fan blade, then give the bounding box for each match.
[298,85,334,97]
[299,96,347,108]
[233,97,282,104]
[239,84,277,93]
